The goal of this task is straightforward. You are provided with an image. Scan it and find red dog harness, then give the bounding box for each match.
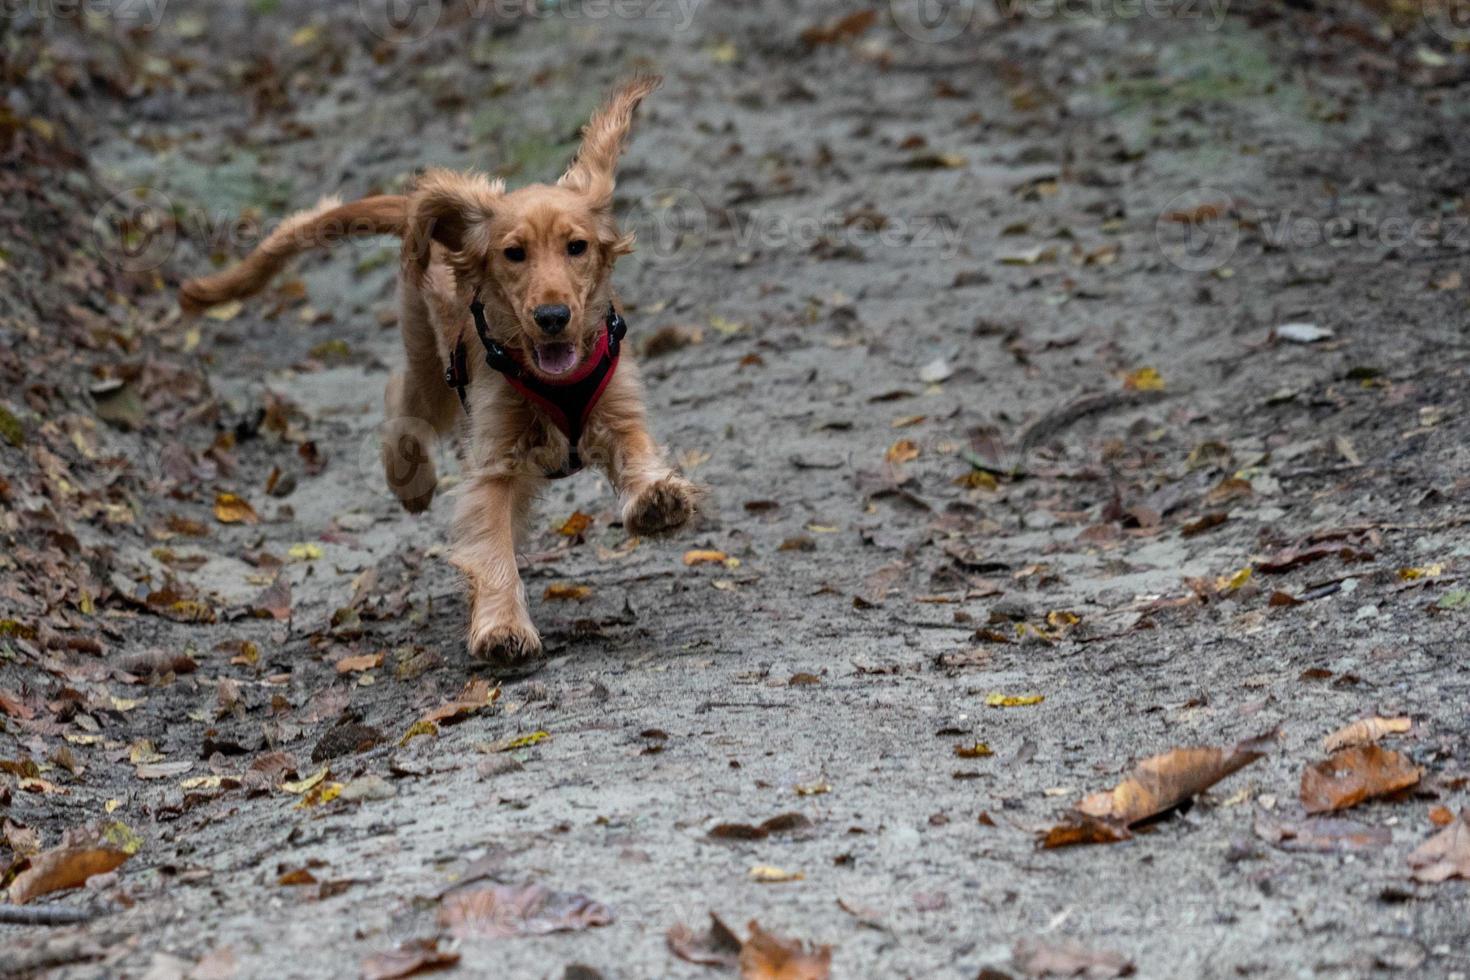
[445,298,627,479]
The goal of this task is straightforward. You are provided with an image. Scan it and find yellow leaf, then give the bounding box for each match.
[104,799,121,814]
[180,775,227,791]
[544,582,592,601]
[749,864,803,883]
[1398,564,1444,581]
[886,439,920,463]
[213,492,259,525]
[709,314,745,335]
[280,766,329,795]
[297,782,342,808]
[795,781,831,796]
[558,511,594,536]
[955,742,993,758]
[288,543,323,561]
[892,414,927,428]
[399,720,439,747]
[502,731,550,750]
[101,821,144,856]
[806,524,839,534]
[985,692,1044,708]
[289,24,320,46]
[708,41,739,63]
[1216,566,1252,592]
[1124,366,1165,391]
[1046,610,1079,629]
[684,549,728,566]
[204,299,243,321]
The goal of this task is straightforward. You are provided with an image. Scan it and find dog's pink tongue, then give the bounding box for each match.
[534,342,578,376]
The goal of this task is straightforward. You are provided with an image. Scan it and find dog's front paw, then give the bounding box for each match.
[623,475,698,537]
[468,617,542,665]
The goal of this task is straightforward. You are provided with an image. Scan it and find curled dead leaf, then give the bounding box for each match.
[1407,809,1470,883]
[7,845,131,904]
[1301,746,1422,814]
[212,492,259,525]
[438,882,612,939]
[740,919,832,980]
[1077,732,1273,827]
[1322,716,1412,753]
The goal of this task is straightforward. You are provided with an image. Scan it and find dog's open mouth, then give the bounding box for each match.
[532,342,579,376]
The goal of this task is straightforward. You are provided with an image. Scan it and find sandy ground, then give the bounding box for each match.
[3,1,1470,977]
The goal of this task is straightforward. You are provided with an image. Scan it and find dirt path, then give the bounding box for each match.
[3,2,1470,977]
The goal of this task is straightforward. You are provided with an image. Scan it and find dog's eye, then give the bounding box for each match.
[567,239,588,257]
[503,246,526,262]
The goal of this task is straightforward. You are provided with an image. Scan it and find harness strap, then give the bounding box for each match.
[447,300,627,479]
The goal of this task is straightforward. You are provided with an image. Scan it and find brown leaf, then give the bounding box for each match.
[420,678,499,726]
[1039,814,1131,849]
[335,652,384,674]
[438,882,612,939]
[1321,717,1412,753]
[1013,936,1134,978]
[739,919,832,980]
[1301,746,1422,814]
[250,574,291,621]
[799,9,876,46]
[7,845,130,904]
[668,912,743,969]
[361,938,460,980]
[1407,809,1470,883]
[1253,812,1392,853]
[709,813,811,841]
[1077,732,1272,826]
[213,492,259,525]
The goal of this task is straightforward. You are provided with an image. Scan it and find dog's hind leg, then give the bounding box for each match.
[380,271,460,513]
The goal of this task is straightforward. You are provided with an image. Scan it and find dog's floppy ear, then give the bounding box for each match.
[559,73,661,209]
[403,168,503,276]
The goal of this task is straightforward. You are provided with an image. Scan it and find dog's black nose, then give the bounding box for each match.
[533,304,571,334]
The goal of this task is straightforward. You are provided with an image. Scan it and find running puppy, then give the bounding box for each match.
[180,74,699,664]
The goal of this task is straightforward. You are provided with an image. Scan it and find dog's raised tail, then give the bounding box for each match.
[179,194,408,314]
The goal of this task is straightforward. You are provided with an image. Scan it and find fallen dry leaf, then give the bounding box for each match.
[740,919,832,980]
[1013,936,1133,978]
[668,912,743,969]
[544,582,592,601]
[1253,811,1392,853]
[1077,731,1273,827]
[335,652,383,674]
[1407,809,1470,883]
[7,845,131,904]
[420,678,499,726]
[986,692,1043,708]
[361,938,460,980]
[709,813,811,841]
[438,882,612,939]
[1039,814,1131,849]
[1322,716,1412,753]
[1301,746,1422,814]
[748,865,803,883]
[558,511,594,537]
[684,549,729,566]
[799,9,876,46]
[885,438,920,463]
[212,492,259,525]
[1122,366,1164,392]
